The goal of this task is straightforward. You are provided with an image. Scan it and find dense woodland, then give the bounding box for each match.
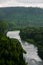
[20,27,43,60]
[0,21,27,65]
[0,7,43,28]
[0,7,43,64]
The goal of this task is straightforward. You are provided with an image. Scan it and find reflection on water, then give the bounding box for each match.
[7,31,43,65]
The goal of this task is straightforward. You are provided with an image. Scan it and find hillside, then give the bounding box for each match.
[0,7,43,28]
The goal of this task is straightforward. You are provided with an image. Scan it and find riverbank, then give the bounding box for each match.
[7,31,43,65]
[20,27,43,60]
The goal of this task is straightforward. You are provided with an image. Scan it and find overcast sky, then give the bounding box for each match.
[0,0,43,8]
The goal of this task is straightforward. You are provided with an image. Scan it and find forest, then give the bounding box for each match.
[0,7,43,29]
[0,21,27,65]
[20,27,43,60]
[0,7,43,65]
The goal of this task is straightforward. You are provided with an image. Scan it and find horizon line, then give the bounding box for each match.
[0,6,43,9]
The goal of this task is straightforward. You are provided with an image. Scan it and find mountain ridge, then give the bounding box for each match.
[0,7,43,27]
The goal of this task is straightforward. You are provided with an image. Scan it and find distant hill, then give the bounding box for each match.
[0,7,43,28]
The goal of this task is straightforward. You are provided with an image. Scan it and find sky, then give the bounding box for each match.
[0,0,43,8]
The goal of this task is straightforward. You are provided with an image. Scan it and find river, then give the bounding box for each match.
[7,31,43,65]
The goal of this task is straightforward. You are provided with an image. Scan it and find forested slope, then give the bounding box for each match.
[0,7,43,28]
[0,21,27,65]
[20,27,43,60]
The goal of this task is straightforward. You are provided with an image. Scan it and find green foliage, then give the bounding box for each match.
[0,7,43,29]
[0,21,9,34]
[20,27,43,60]
[0,20,27,65]
[0,34,27,65]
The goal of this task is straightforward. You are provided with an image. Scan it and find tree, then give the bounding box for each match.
[0,20,9,34]
[0,35,27,65]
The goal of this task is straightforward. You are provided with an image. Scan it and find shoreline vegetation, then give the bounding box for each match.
[0,20,43,65]
[0,21,27,65]
[20,27,43,60]
[0,7,43,64]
